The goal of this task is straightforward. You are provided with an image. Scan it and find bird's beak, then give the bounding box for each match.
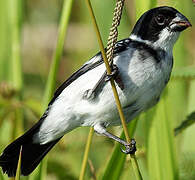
[170,13,192,32]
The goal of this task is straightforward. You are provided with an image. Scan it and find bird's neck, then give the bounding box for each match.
[129,31,179,55]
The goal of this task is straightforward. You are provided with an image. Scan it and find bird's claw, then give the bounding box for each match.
[105,64,119,82]
[83,64,124,101]
[83,89,95,100]
[120,139,136,154]
[105,64,124,90]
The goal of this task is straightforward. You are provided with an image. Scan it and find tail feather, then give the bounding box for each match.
[0,119,62,177]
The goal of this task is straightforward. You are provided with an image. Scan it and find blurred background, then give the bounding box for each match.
[0,0,194,179]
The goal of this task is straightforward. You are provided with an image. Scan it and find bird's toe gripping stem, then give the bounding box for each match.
[105,64,124,90]
[105,64,119,82]
[120,139,137,154]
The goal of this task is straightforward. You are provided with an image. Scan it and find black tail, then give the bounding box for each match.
[0,119,62,177]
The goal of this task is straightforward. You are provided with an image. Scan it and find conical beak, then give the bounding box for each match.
[170,13,192,32]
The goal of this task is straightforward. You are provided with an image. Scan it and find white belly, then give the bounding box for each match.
[35,50,173,144]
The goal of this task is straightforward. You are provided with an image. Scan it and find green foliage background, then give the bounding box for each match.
[0,0,194,179]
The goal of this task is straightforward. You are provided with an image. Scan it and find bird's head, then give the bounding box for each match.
[130,6,191,51]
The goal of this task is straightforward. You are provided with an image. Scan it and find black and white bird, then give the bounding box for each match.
[0,6,191,177]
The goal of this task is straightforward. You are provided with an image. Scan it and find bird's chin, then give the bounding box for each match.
[171,21,192,32]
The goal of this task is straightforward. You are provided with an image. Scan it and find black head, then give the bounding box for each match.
[131,6,191,43]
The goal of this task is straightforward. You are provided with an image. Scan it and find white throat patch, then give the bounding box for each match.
[153,28,179,52]
[130,28,179,53]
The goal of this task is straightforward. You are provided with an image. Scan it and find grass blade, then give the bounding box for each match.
[38,0,74,179]
[0,0,11,81]
[8,0,24,139]
[147,92,179,180]
[15,146,22,180]
[174,112,195,136]
[9,0,23,92]
[180,80,195,179]
[42,0,74,111]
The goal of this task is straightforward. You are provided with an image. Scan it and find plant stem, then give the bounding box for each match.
[9,0,23,92]
[38,0,74,179]
[42,0,74,111]
[9,0,24,139]
[79,128,94,180]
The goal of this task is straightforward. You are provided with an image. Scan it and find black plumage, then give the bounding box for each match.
[0,116,62,177]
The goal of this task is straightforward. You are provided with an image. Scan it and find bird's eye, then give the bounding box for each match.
[155,15,166,25]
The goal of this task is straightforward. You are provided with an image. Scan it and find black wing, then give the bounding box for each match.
[48,38,131,105]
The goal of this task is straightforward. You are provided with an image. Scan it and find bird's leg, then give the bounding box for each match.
[102,131,136,154]
[83,64,124,100]
[83,71,107,100]
[94,124,136,154]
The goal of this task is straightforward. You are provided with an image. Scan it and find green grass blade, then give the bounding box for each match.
[9,0,23,92]
[102,118,138,180]
[147,92,179,180]
[174,112,195,136]
[42,0,74,111]
[180,80,195,179]
[168,36,188,124]
[38,0,74,179]
[0,0,11,81]
[8,0,24,139]
[15,146,22,180]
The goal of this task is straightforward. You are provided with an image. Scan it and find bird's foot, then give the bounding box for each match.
[83,89,95,100]
[105,64,124,90]
[120,139,136,154]
[83,64,124,100]
[105,64,119,81]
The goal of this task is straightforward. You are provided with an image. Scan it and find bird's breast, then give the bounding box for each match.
[117,50,173,114]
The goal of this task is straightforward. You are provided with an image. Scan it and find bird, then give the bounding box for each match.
[0,6,191,177]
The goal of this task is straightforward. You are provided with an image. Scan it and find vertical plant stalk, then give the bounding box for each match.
[79,128,94,180]
[148,92,179,180]
[42,0,74,111]
[82,0,143,179]
[9,0,23,139]
[0,0,10,81]
[9,0,23,91]
[38,0,74,179]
